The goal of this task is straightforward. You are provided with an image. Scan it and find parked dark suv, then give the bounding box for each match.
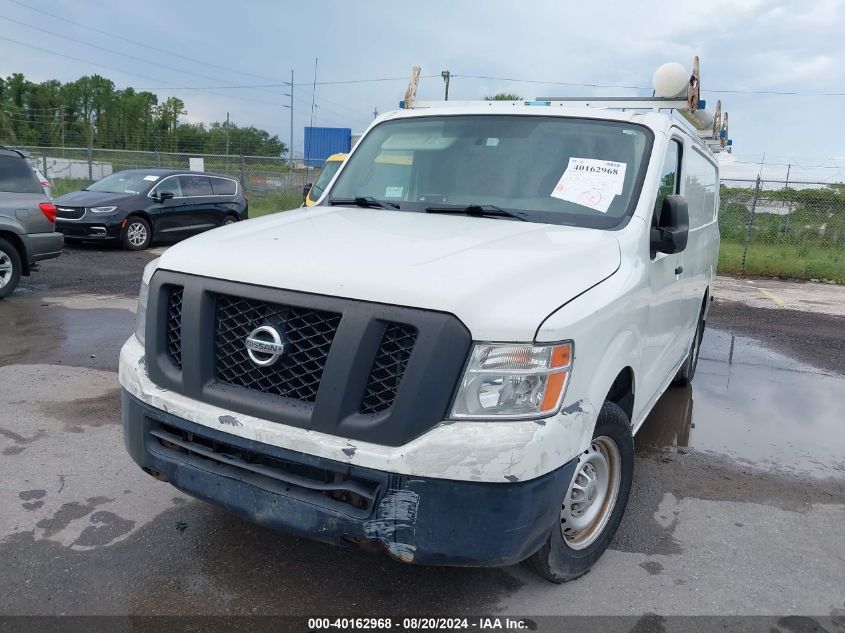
[0,146,63,299]
[54,169,248,250]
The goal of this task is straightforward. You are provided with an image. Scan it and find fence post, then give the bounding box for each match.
[239,154,246,190]
[87,146,93,182]
[42,154,48,180]
[741,175,762,273]
[155,150,161,168]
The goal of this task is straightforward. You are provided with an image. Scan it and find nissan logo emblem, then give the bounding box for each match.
[245,325,286,367]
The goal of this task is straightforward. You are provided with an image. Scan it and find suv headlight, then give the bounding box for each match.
[89,206,118,213]
[134,258,159,346]
[450,342,573,420]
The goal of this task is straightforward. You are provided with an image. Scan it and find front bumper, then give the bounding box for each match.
[123,389,578,566]
[56,219,122,241]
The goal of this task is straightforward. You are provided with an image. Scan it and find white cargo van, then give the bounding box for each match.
[120,70,722,582]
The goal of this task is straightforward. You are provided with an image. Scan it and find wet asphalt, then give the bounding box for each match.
[1,244,844,623]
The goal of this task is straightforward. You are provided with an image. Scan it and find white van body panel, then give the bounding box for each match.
[154,205,620,342]
[119,104,719,484]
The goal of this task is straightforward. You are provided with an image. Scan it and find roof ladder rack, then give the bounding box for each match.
[400,56,732,153]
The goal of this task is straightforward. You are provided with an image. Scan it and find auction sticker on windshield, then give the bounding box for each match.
[551,157,627,213]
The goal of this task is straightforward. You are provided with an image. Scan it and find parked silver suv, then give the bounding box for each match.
[0,147,63,298]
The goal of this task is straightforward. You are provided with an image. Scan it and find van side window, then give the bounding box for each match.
[684,149,718,228]
[653,140,682,226]
[152,177,182,198]
[180,175,213,197]
[210,177,237,196]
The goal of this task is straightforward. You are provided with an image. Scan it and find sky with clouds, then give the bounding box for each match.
[1,0,844,181]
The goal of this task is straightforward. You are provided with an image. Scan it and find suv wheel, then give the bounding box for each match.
[122,217,152,250]
[223,215,238,226]
[523,401,634,583]
[0,237,23,299]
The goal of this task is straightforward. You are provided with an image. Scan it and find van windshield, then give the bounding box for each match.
[329,115,652,229]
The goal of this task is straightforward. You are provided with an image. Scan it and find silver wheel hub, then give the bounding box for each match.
[0,250,12,288]
[127,222,147,246]
[560,436,622,550]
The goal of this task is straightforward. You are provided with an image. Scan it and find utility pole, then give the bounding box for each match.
[784,163,793,234]
[59,106,65,153]
[373,107,379,119]
[225,112,230,169]
[441,70,451,100]
[289,69,294,167]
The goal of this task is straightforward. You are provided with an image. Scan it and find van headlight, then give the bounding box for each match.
[450,342,573,420]
[134,258,159,346]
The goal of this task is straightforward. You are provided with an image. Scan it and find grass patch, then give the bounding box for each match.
[248,191,304,218]
[50,179,91,197]
[719,240,845,283]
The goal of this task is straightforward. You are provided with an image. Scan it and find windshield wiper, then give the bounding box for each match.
[424,204,528,222]
[329,196,400,210]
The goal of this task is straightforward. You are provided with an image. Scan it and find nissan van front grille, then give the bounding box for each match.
[165,286,184,370]
[360,323,418,414]
[213,294,342,403]
[147,270,472,446]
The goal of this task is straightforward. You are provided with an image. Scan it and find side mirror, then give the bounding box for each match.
[302,183,312,199]
[156,191,174,204]
[651,195,689,255]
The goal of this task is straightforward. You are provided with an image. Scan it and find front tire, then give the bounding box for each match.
[523,401,634,583]
[122,217,152,251]
[0,237,23,299]
[223,214,238,226]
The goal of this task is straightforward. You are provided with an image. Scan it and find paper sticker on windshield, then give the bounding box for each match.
[143,175,159,181]
[385,186,404,198]
[550,158,627,213]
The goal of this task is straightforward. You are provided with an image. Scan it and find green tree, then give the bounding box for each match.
[485,93,522,101]
[0,72,287,156]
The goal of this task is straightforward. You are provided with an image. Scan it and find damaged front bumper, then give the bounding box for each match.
[122,389,578,567]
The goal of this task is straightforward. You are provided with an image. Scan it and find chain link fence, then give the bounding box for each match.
[719,178,844,282]
[14,146,318,216]
[9,147,845,282]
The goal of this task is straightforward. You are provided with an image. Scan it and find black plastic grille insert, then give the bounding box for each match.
[55,206,85,220]
[165,287,184,369]
[360,323,418,414]
[214,294,341,403]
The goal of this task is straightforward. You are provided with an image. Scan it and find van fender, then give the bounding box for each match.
[536,262,645,455]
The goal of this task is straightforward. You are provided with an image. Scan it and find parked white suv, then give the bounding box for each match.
[120,103,718,581]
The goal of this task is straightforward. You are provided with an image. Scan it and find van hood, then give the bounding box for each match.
[157,206,621,340]
[55,190,136,207]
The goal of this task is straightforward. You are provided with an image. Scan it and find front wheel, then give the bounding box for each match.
[122,217,152,251]
[223,215,238,226]
[0,237,23,299]
[523,401,634,583]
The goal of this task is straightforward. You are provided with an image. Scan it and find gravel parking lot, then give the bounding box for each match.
[1,245,844,629]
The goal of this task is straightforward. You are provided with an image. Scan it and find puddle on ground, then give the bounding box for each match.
[0,296,134,372]
[637,328,845,479]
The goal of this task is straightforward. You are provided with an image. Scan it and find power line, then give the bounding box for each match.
[0,35,288,109]
[450,73,845,97]
[0,15,285,98]
[137,75,441,90]
[452,74,646,90]
[4,0,287,85]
